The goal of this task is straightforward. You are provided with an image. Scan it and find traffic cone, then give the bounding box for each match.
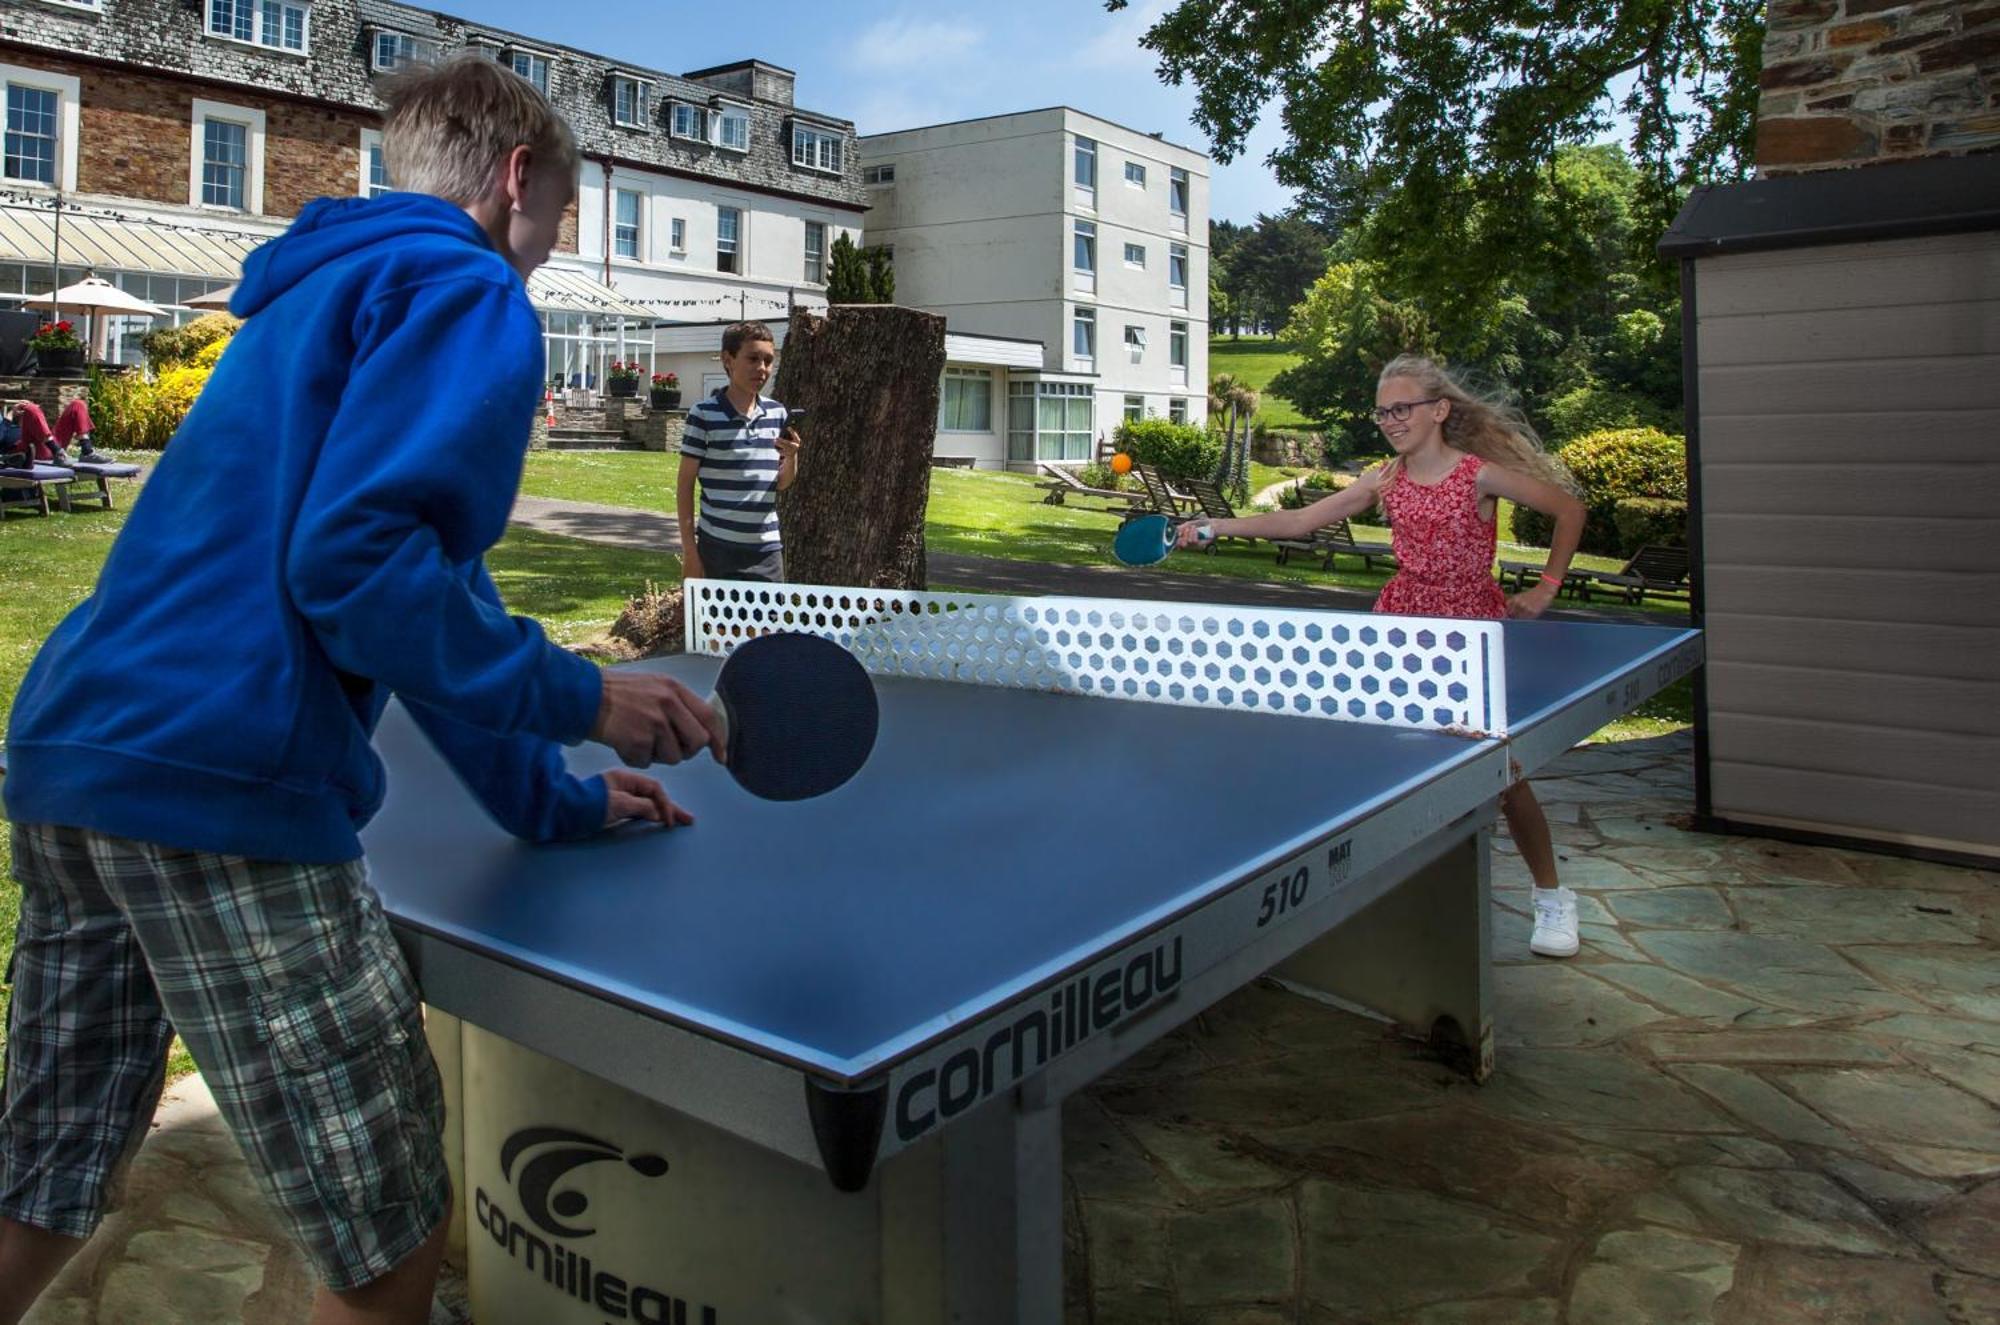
[544,387,557,429]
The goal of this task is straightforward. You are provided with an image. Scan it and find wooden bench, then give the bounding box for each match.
[0,463,74,517]
[1502,544,1691,604]
[1034,461,1147,515]
[1274,519,1398,572]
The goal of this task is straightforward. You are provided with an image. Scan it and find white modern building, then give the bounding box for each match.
[859,107,1210,469]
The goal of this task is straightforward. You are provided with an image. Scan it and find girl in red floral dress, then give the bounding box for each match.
[1179,354,1588,956]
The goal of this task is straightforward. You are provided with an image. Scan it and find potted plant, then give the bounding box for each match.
[30,320,84,376]
[649,371,681,409]
[607,360,641,398]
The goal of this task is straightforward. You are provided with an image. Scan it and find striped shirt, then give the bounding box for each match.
[682,388,790,548]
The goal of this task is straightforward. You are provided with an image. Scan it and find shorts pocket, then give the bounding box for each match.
[258,933,426,1218]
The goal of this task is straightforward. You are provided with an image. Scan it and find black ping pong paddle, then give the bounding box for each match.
[706,632,877,801]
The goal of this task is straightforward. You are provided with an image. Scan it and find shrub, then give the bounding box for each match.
[1274,468,1386,526]
[88,357,226,450]
[1076,462,1134,492]
[140,312,240,369]
[1542,382,1678,446]
[1512,427,1685,555]
[1113,416,1221,484]
[1613,497,1688,551]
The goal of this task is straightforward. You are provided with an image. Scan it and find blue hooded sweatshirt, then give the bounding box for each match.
[3,193,607,862]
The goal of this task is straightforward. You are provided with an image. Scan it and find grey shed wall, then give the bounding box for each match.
[1686,226,2000,860]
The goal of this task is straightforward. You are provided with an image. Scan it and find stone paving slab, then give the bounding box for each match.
[20,730,2000,1324]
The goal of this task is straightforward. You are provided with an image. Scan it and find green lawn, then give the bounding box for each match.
[1210,335,1310,429]
[3,457,1692,1066]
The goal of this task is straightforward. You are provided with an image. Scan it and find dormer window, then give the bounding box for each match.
[371,31,438,73]
[716,105,750,152]
[791,123,842,174]
[206,0,307,53]
[506,48,551,96]
[670,103,707,142]
[611,74,649,129]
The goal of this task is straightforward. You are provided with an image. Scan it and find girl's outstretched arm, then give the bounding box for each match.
[1175,469,1385,548]
[1479,465,1586,619]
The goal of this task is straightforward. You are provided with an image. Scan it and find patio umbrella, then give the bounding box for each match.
[22,275,168,361]
[182,283,239,312]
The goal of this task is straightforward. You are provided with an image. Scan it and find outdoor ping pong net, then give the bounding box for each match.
[683,578,1513,737]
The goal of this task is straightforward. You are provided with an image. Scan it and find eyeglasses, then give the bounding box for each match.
[1371,398,1441,425]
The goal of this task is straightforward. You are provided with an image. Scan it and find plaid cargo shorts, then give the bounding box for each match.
[0,822,449,1291]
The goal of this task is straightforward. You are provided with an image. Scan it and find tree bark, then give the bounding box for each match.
[771,305,947,589]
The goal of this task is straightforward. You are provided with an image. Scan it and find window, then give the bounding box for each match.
[611,76,648,129]
[1169,167,1189,227]
[1170,320,1188,384]
[191,98,267,213]
[1042,381,1095,460]
[1072,306,1095,364]
[717,107,750,152]
[939,368,993,432]
[863,163,895,185]
[359,128,388,198]
[792,124,843,173]
[670,217,686,255]
[1169,242,1189,308]
[1072,220,1095,274]
[1124,324,1146,363]
[671,104,707,141]
[1169,398,1188,424]
[207,0,307,52]
[3,84,57,186]
[508,50,551,96]
[613,189,641,260]
[717,205,740,274]
[1124,160,1146,188]
[1123,395,1144,422]
[1,66,77,190]
[1073,135,1095,204]
[1123,242,1145,269]
[371,32,436,73]
[804,221,825,284]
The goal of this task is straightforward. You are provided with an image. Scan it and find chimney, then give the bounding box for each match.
[1754,0,2000,174]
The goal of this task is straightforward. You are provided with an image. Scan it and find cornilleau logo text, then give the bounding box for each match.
[896,936,1183,1141]
[474,1126,718,1324]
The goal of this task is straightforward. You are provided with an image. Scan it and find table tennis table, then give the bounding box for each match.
[354,580,1701,1325]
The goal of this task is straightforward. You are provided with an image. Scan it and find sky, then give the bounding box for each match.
[427,0,1297,223]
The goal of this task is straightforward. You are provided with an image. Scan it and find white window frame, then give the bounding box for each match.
[0,64,80,192]
[803,220,826,285]
[669,216,687,256]
[791,123,843,174]
[358,127,388,199]
[205,0,309,54]
[1169,319,1188,386]
[1169,397,1188,424]
[716,204,743,275]
[938,367,994,434]
[1071,306,1096,368]
[613,188,643,261]
[670,103,708,142]
[1123,242,1146,269]
[190,97,265,214]
[1124,160,1146,189]
[31,0,102,10]
[716,105,751,153]
[1169,166,1190,231]
[1169,242,1189,309]
[1124,323,1147,364]
[370,30,437,73]
[862,163,895,185]
[507,48,552,96]
[610,75,650,130]
[1072,219,1096,295]
[1123,394,1145,422]
[1073,135,1096,207]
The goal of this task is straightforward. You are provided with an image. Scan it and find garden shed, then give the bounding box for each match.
[1660,151,2000,865]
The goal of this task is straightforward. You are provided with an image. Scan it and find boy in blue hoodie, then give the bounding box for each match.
[0,58,721,1325]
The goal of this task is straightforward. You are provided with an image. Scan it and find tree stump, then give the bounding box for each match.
[771,306,946,589]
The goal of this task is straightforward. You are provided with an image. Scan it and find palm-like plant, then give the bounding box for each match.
[1208,374,1260,503]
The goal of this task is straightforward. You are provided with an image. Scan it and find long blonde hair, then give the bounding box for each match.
[1374,354,1576,495]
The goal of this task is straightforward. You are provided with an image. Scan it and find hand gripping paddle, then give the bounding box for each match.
[706,632,879,801]
[1112,513,1212,567]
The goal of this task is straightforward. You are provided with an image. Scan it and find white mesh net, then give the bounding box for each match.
[684,580,1507,734]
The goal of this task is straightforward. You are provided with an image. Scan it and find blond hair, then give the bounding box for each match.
[380,54,578,205]
[1374,353,1576,494]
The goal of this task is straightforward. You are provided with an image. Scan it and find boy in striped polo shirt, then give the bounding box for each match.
[676,320,802,583]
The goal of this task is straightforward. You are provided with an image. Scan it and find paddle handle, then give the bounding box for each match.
[703,689,731,756]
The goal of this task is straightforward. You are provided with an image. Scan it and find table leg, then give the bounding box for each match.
[1270,826,1494,1080]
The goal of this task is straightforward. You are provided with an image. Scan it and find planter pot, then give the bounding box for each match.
[650,389,681,409]
[34,346,84,376]
[607,378,639,398]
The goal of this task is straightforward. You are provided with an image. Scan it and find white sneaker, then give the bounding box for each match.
[1530,886,1581,958]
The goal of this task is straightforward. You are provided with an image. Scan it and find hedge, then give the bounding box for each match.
[1512,427,1685,556]
[1112,417,1222,484]
[1613,497,1688,552]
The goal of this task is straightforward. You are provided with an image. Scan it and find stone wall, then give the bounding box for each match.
[1757,0,2000,172]
[629,410,685,453]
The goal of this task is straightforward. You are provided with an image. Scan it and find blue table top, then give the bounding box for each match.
[365,617,1697,1081]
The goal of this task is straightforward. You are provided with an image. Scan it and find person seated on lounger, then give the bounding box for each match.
[0,398,109,468]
